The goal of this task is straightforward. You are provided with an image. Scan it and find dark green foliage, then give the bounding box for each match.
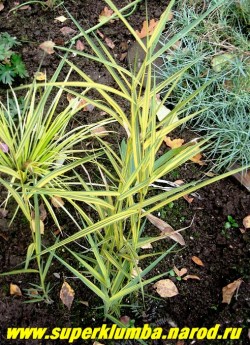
[0,32,28,84]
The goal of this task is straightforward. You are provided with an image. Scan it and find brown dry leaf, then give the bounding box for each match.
[243,215,250,229]
[91,126,109,137]
[96,30,115,49]
[51,196,64,208]
[222,278,243,304]
[164,136,184,149]
[76,40,85,51]
[146,213,185,246]
[67,94,94,112]
[60,27,77,36]
[60,281,75,310]
[0,2,4,11]
[99,6,114,23]
[39,203,47,221]
[79,301,89,307]
[136,19,159,38]
[190,152,206,166]
[173,266,187,277]
[183,194,194,204]
[192,256,204,266]
[54,15,67,23]
[104,37,115,49]
[182,275,201,281]
[39,41,55,55]
[10,283,22,296]
[153,279,179,298]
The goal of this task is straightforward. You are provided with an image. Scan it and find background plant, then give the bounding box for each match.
[157,0,250,171]
[0,32,28,84]
[27,0,248,319]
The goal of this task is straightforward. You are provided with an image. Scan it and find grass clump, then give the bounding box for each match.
[158,0,250,171]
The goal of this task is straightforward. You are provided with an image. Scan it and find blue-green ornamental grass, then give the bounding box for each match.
[158,0,250,172]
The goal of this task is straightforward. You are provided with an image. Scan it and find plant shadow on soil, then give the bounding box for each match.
[0,1,250,344]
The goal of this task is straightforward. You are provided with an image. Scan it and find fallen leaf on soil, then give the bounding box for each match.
[164,136,184,149]
[96,30,115,49]
[0,2,4,11]
[99,6,114,23]
[91,126,109,137]
[76,40,85,51]
[173,266,187,277]
[140,242,153,249]
[191,256,204,266]
[31,219,45,235]
[39,40,55,55]
[104,37,115,49]
[146,213,185,246]
[51,196,64,208]
[10,283,22,296]
[153,279,179,298]
[222,278,243,304]
[0,208,8,218]
[39,203,47,221]
[67,94,95,112]
[190,152,206,166]
[243,215,250,229]
[182,275,201,281]
[60,281,75,310]
[53,272,60,279]
[93,342,104,345]
[60,26,77,36]
[79,301,89,307]
[136,19,159,38]
[34,71,46,81]
[54,15,67,23]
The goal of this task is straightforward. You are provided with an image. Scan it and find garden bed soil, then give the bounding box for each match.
[0,1,250,344]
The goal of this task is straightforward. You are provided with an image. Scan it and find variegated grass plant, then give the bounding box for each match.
[21,0,248,317]
[0,57,114,302]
